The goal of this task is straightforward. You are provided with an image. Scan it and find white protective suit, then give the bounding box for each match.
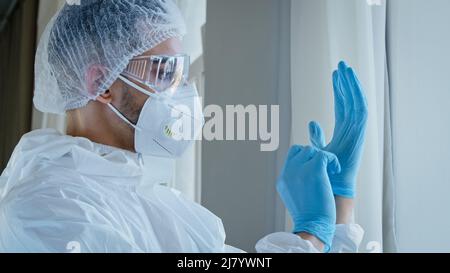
[0,129,364,253]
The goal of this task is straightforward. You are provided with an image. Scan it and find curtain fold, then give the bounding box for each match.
[0,0,38,172]
[382,52,398,252]
[290,0,396,252]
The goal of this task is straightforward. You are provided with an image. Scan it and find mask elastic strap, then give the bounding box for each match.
[107,74,155,132]
[118,75,157,98]
[107,103,142,132]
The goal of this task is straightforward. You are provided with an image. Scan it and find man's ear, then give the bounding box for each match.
[96,90,112,104]
[86,64,107,97]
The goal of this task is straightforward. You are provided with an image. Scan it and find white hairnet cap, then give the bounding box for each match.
[34,0,186,114]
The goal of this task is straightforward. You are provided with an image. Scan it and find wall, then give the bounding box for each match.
[388,0,450,252]
[0,0,37,172]
[203,0,291,252]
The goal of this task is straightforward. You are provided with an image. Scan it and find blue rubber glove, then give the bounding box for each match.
[309,61,368,199]
[277,145,341,252]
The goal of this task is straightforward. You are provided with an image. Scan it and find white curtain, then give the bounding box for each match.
[172,0,206,203]
[31,0,206,203]
[290,0,396,252]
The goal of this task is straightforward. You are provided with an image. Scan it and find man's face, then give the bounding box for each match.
[106,38,183,151]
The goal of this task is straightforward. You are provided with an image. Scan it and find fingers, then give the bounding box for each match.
[347,68,369,119]
[291,145,341,174]
[339,61,368,119]
[308,121,342,175]
[286,145,316,165]
[333,69,346,123]
[338,61,356,116]
[296,146,316,163]
[309,121,326,149]
[314,150,342,175]
[286,145,302,160]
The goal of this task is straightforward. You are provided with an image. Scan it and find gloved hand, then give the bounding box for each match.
[277,145,341,252]
[309,61,368,199]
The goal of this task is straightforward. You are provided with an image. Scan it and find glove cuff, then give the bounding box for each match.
[332,185,356,199]
[293,220,336,253]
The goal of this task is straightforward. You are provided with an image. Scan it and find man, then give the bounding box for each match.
[0,0,367,253]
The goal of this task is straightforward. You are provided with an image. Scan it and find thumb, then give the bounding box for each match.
[317,150,341,175]
[309,121,326,149]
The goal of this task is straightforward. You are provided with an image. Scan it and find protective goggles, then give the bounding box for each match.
[122,54,190,94]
